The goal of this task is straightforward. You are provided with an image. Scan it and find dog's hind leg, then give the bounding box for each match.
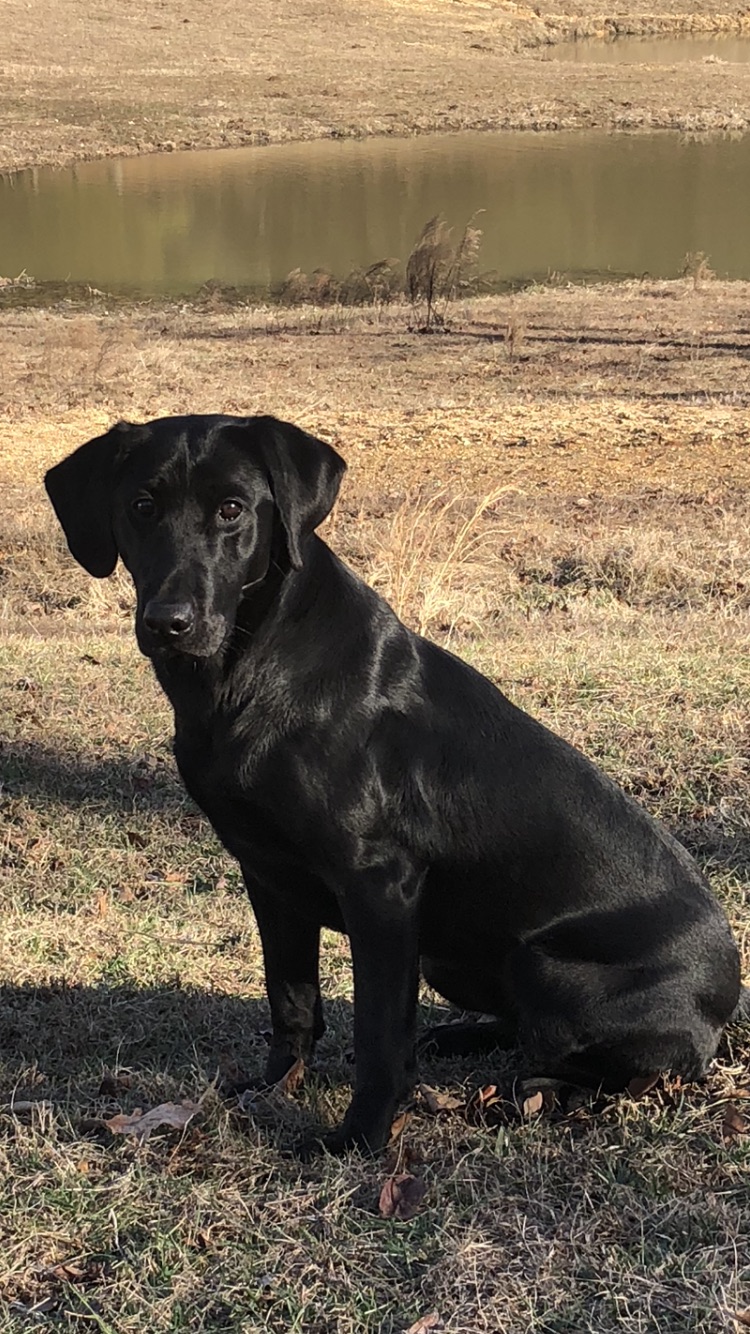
[420,954,518,1057]
[510,948,725,1093]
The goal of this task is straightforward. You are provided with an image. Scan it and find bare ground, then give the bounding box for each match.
[3,0,750,173]
[1,281,750,1330]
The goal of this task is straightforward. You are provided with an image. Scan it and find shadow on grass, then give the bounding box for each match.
[0,979,359,1142]
[0,983,359,1162]
[673,819,750,885]
[0,738,191,816]
[0,981,464,1151]
[0,979,272,1085]
[0,979,462,1107]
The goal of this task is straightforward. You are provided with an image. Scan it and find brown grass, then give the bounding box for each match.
[2,281,750,1330]
[3,0,750,174]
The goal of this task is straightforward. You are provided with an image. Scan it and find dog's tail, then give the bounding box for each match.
[729,985,750,1024]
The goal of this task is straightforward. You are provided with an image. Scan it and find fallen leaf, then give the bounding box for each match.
[722,1102,749,1143]
[727,1309,750,1329]
[466,1082,506,1123]
[418,1084,463,1114]
[406,1314,443,1334]
[475,1083,502,1108]
[627,1074,661,1099]
[105,1100,199,1142]
[275,1058,305,1096]
[389,1110,411,1141]
[49,1261,88,1281]
[521,1084,560,1115]
[236,1058,305,1121]
[378,1172,426,1221]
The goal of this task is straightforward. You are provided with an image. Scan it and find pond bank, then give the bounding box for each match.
[2,0,750,177]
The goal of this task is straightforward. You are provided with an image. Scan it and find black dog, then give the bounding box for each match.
[45,414,746,1153]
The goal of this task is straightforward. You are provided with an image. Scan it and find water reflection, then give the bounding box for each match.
[1,130,749,295]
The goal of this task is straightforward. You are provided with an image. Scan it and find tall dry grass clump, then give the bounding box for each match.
[278,259,402,309]
[368,487,515,638]
[682,249,715,292]
[406,214,483,331]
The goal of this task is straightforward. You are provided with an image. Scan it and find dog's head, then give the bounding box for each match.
[44,414,346,659]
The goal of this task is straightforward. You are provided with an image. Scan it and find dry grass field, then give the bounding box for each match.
[2,1,750,1327]
[1,280,750,1331]
[2,0,750,172]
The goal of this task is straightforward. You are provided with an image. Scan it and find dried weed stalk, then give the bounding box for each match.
[369,487,514,638]
[406,214,483,331]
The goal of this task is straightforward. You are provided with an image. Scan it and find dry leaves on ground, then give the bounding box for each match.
[105,1100,199,1142]
[274,1058,305,1096]
[722,1101,749,1144]
[378,1172,427,1221]
[418,1084,463,1114]
[405,1314,443,1334]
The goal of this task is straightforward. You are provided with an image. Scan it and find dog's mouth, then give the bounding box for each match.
[135,609,230,661]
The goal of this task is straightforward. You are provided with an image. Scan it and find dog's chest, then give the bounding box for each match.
[172,704,308,857]
[175,709,258,804]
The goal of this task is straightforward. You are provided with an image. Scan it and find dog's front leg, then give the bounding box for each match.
[323,855,423,1155]
[242,871,324,1084]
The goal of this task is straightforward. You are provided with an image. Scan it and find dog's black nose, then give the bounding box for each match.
[143,600,195,638]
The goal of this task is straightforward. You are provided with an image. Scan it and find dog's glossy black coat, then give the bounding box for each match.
[45,414,744,1152]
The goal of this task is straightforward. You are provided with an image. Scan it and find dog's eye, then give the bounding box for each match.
[218,500,244,523]
[132,496,156,519]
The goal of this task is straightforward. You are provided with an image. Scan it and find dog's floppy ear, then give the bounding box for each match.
[248,416,346,569]
[44,422,138,577]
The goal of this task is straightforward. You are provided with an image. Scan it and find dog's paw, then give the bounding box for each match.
[294,1122,385,1159]
[292,1127,353,1160]
[419,1018,517,1059]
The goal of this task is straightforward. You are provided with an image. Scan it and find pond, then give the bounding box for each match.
[544,34,750,63]
[2,130,750,297]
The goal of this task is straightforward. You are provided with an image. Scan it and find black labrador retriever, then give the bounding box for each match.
[45,414,746,1153]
